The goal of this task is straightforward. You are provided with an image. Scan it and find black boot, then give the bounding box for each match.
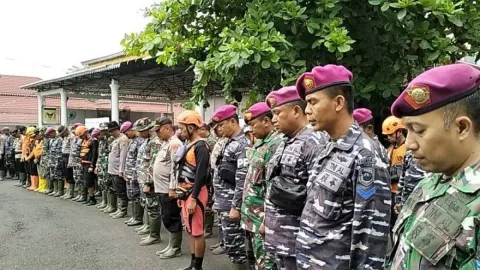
[127,201,144,226]
[87,195,97,206]
[15,172,25,187]
[81,187,89,204]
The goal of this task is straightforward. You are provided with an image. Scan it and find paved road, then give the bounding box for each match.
[0,181,228,270]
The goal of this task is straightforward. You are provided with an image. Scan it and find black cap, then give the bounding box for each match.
[57,125,67,135]
[150,117,173,132]
[107,121,120,131]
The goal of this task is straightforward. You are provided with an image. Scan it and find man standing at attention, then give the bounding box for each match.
[295,65,391,269]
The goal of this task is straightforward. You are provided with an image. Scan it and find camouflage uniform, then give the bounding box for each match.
[396,150,427,205]
[211,137,228,248]
[49,136,64,181]
[40,136,51,181]
[141,136,163,220]
[69,136,83,184]
[136,136,150,206]
[264,127,326,269]
[296,123,391,270]
[241,131,283,270]
[215,131,250,265]
[62,133,74,183]
[98,135,114,194]
[125,136,145,201]
[373,135,390,165]
[387,161,480,269]
[4,134,15,175]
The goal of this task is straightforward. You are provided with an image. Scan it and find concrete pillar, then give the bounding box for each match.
[110,79,119,123]
[60,90,68,126]
[37,95,44,127]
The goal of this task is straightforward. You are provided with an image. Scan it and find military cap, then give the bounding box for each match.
[353,108,373,125]
[132,117,153,132]
[244,102,271,124]
[99,122,108,131]
[39,127,47,134]
[265,86,302,109]
[33,128,40,135]
[150,117,173,132]
[107,121,120,131]
[71,122,82,131]
[210,105,237,125]
[57,125,67,134]
[120,121,133,133]
[91,128,101,138]
[296,64,353,100]
[391,64,480,117]
[2,127,9,132]
[45,127,56,136]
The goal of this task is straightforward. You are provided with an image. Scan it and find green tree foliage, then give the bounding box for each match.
[122,0,480,112]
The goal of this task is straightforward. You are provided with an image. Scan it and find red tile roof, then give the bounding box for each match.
[0,75,185,125]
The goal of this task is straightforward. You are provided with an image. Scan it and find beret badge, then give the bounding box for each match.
[405,86,431,109]
[303,75,316,91]
[244,112,252,121]
[212,116,220,122]
[267,97,277,107]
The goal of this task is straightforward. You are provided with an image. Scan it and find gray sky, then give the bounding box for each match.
[0,0,156,79]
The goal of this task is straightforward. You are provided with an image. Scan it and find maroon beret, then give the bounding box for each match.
[265,86,301,109]
[296,65,353,100]
[211,105,237,124]
[244,102,270,123]
[391,64,480,117]
[353,108,373,125]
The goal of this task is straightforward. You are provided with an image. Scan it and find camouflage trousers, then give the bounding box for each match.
[276,256,297,270]
[99,174,114,194]
[246,231,277,270]
[126,179,140,202]
[145,191,161,222]
[220,211,247,265]
[73,166,83,184]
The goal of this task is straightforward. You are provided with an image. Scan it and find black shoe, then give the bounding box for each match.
[87,197,97,206]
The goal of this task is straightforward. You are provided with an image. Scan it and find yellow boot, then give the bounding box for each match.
[38,178,47,193]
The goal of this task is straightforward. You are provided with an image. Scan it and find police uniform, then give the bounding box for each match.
[211,105,251,266]
[295,65,391,270]
[387,64,480,269]
[241,102,284,270]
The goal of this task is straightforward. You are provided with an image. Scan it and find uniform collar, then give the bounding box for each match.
[448,160,480,194]
[328,122,362,151]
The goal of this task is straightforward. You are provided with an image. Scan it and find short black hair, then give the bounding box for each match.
[229,114,239,124]
[260,112,273,121]
[155,117,173,126]
[443,90,480,134]
[290,100,307,113]
[324,85,354,114]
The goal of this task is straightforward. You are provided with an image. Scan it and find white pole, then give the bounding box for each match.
[60,89,68,126]
[37,95,44,127]
[110,79,120,123]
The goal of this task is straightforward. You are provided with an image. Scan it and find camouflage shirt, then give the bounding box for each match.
[387,161,480,270]
[4,135,15,156]
[241,131,283,233]
[68,136,83,168]
[49,137,64,180]
[124,136,145,181]
[97,136,114,181]
[396,150,427,205]
[214,131,250,212]
[141,136,162,185]
[40,137,50,168]
[264,127,326,257]
[136,137,150,184]
[297,123,391,270]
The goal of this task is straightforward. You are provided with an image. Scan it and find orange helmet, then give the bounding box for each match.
[75,125,88,137]
[382,116,405,135]
[177,110,203,128]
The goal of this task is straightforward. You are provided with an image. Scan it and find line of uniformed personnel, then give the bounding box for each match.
[11,62,480,270]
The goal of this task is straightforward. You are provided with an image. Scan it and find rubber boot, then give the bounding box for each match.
[40,178,48,193]
[60,181,67,198]
[112,199,127,219]
[77,185,87,203]
[87,195,97,206]
[204,212,214,239]
[159,232,183,259]
[42,178,50,194]
[55,180,64,197]
[15,172,25,187]
[96,191,108,209]
[82,188,90,204]
[11,170,18,180]
[64,183,74,199]
[94,178,100,196]
[140,217,161,246]
[127,201,144,226]
[135,207,149,232]
[72,184,81,201]
[137,214,151,235]
[27,176,38,191]
[0,170,5,181]
[229,262,248,270]
[103,194,117,214]
[124,202,135,224]
[5,170,11,180]
[49,180,58,196]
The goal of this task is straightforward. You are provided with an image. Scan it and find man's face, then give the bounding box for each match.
[248,117,270,140]
[213,126,223,137]
[387,130,403,144]
[271,103,297,135]
[98,131,106,140]
[125,129,136,139]
[111,130,120,137]
[402,109,463,174]
[360,124,375,139]
[157,125,171,141]
[178,123,190,140]
[199,126,210,138]
[217,118,236,138]
[305,91,337,132]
